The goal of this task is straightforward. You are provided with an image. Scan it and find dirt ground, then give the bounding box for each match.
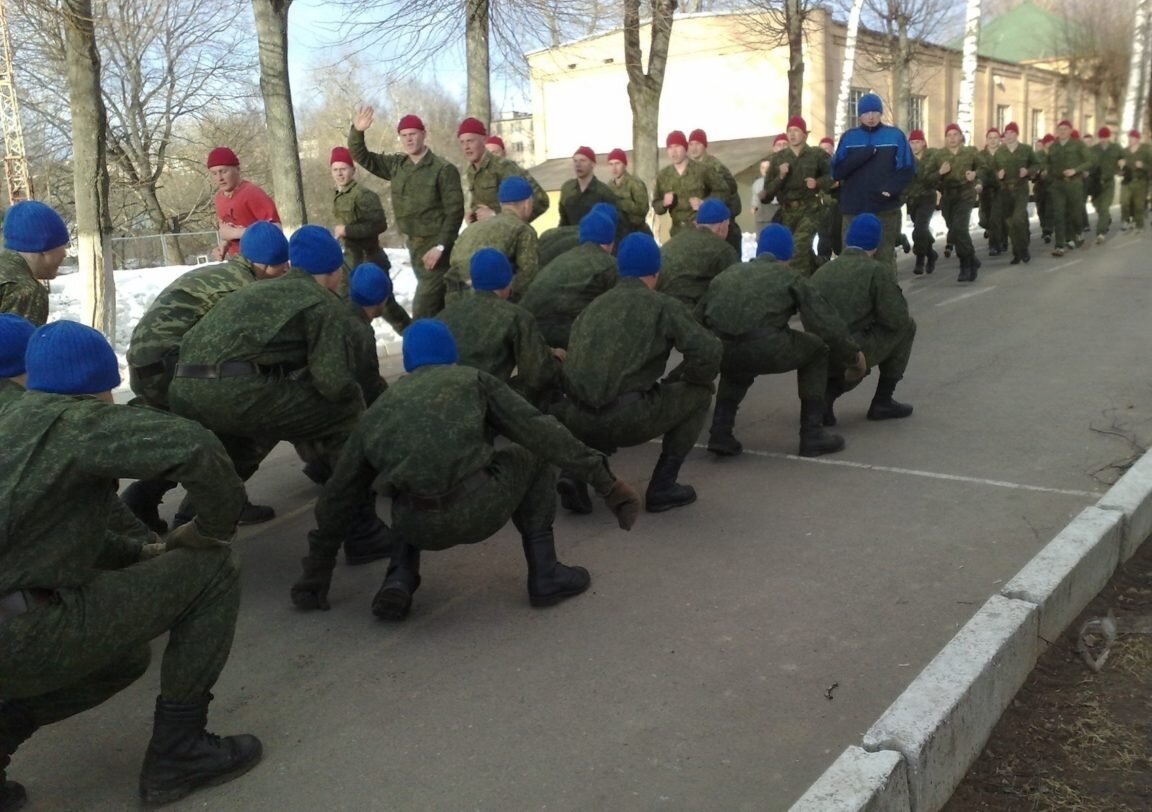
[944,537,1152,811]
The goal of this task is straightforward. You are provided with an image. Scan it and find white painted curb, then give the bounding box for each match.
[789,746,910,812]
[1098,449,1152,561]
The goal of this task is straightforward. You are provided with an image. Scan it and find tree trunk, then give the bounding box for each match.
[466,0,491,124]
[61,0,114,335]
[1122,0,1151,132]
[834,0,866,142]
[891,15,910,130]
[623,0,675,235]
[252,0,306,230]
[956,0,982,139]
[786,0,804,118]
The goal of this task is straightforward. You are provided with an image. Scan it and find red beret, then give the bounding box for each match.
[485,136,505,149]
[665,130,688,149]
[786,116,807,133]
[397,114,425,132]
[1003,122,1019,134]
[945,123,962,136]
[908,129,925,142]
[1129,129,1142,139]
[206,147,239,168]
[1097,126,1111,138]
[1071,129,1080,139]
[1042,133,1055,144]
[773,132,788,144]
[819,136,834,146]
[688,128,708,146]
[330,146,353,166]
[986,127,1000,136]
[457,117,488,137]
[607,148,628,164]
[573,146,596,163]
[1056,119,1073,129]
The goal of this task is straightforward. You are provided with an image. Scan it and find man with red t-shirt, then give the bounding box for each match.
[208,147,280,260]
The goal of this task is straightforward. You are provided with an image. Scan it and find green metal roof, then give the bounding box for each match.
[949,1,1071,63]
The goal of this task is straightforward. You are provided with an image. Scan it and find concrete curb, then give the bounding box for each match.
[789,453,1152,812]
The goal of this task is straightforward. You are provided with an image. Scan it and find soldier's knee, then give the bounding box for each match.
[122,643,153,683]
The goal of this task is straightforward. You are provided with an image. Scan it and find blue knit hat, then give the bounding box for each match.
[239,220,288,265]
[469,248,514,291]
[25,320,120,395]
[349,263,393,305]
[757,224,794,261]
[498,176,533,203]
[846,213,883,250]
[402,319,458,372]
[696,198,731,226]
[617,233,661,277]
[0,313,35,377]
[579,211,616,245]
[289,225,344,274]
[857,93,883,116]
[589,202,619,225]
[4,200,70,253]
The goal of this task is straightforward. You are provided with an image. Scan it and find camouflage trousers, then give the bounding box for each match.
[1121,180,1147,229]
[1034,181,1052,235]
[716,328,828,405]
[906,195,937,258]
[0,547,240,725]
[831,320,917,383]
[779,203,823,276]
[1049,178,1085,246]
[940,193,976,262]
[999,182,1031,257]
[341,250,411,335]
[981,188,1005,249]
[392,445,555,553]
[128,349,179,410]
[818,202,842,260]
[843,209,902,274]
[407,237,454,318]
[1093,179,1115,235]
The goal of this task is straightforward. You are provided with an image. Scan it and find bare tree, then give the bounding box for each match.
[1123,0,1151,131]
[834,0,866,141]
[624,0,676,216]
[466,0,492,121]
[956,0,981,138]
[739,1,821,117]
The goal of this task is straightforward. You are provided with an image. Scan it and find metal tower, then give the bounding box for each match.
[0,0,31,203]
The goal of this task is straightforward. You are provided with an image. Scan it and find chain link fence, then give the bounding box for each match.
[109,230,223,270]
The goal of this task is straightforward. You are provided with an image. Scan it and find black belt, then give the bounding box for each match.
[570,387,651,416]
[174,361,304,379]
[394,468,491,511]
[0,588,56,624]
[783,199,812,210]
[715,326,780,343]
[133,360,169,378]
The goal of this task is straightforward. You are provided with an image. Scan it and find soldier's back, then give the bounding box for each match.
[700,258,796,335]
[809,248,886,331]
[520,242,617,326]
[0,250,48,325]
[656,228,739,305]
[437,293,522,380]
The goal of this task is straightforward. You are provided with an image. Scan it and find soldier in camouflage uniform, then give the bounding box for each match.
[816,136,843,263]
[520,210,618,348]
[810,214,916,427]
[688,129,743,253]
[0,320,261,809]
[1090,127,1123,242]
[0,201,70,325]
[978,129,1006,256]
[1034,135,1054,242]
[0,313,34,406]
[652,130,720,238]
[1120,129,1151,232]
[990,122,1039,264]
[437,248,560,405]
[760,116,832,276]
[557,146,619,227]
[444,176,539,306]
[457,117,549,224]
[1046,120,1093,255]
[654,198,740,306]
[905,129,939,275]
[348,109,465,319]
[607,148,652,235]
[697,224,860,459]
[553,233,722,515]
[937,123,984,281]
[290,319,641,620]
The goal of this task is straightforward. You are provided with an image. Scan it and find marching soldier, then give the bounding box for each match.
[688,129,743,252]
[760,116,832,275]
[990,122,1039,264]
[652,130,720,238]
[606,148,651,235]
[457,117,549,223]
[936,123,984,281]
[557,147,619,227]
[905,129,939,275]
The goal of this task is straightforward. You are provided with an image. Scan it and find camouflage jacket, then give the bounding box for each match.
[809,247,913,337]
[655,227,740,307]
[446,212,539,299]
[0,391,244,594]
[346,300,388,407]
[0,250,48,325]
[936,146,983,200]
[609,171,651,231]
[652,159,720,236]
[536,226,581,268]
[557,175,619,227]
[519,242,617,341]
[1119,143,1152,182]
[564,277,721,406]
[697,254,858,366]
[466,152,549,222]
[128,256,261,368]
[761,144,832,209]
[1092,142,1125,180]
[333,180,388,262]
[698,152,743,217]
[346,129,465,251]
[178,267,361,404]
[1043,138,1093,179]
[904,148,940,202]
[0,376,23,407]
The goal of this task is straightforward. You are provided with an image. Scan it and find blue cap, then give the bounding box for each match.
[498,176,533,203]
[239,221,289,265]
[402,319,458,372]
[289,225,344,274]
[846,213,883,250]
[0,313,35,377]
[469,248,514,291]
[589,202,619,225]
[579,211,616,245]
[756,224,794,261]
[4,200,70,253]
[857,93,883,116]
[349,263,393,305]
[25,320,121,395]
[617,233,661,277]
[696,198,731,226]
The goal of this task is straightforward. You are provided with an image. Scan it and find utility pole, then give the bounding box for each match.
[0,0,32,203]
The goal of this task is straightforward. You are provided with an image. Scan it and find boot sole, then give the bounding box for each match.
[644,492,698,513]
[866,410,914,421]
[705,444,742,456]
[529,581,590,607]
[140,743,263,806]
[372,589,413,620]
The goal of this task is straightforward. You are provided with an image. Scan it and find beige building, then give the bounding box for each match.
[490,112,536,162]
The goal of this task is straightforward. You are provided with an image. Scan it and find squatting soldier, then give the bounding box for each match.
[688,128,743,253]
[207,146,279,261]
[538,202,619,267]
[990,122,1039,264]
[654,198,740,306]
[554,233,722,515]
[289,319,641,619]
[329,145,411,334]
[457,117,549,223]
[760,115,832,275]
[437,248,560,405]
[445,176,539,306]
[557,146,619,227]
[1090,127,1123,242]
[0,313,34,404]
[905,129,939,275]
[347,110,465,319]
[520,210,618,348]
[0,321,261,809]
[810,214,917,427]
[1046,120,1093,255]
[652,130,720,238]
[697,224,861,459]
[0,200,70,325]
[606,147,651,235]
[937,123,984,282]
[1120,129,1151,232]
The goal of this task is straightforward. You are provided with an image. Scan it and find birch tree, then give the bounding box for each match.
[834,0,866,142]
[740,0,821,118]
[624,0,676,224]
[956,0,981,140]
[1122,0,1151,132]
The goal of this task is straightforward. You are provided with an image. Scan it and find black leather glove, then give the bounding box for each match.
[291,555,336,611]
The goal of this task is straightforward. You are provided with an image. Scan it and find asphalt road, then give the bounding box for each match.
[15,224,1152,811]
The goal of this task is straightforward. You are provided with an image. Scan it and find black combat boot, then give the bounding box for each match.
[644,454,696,513]
[342,504,394,565]
[0,701,37,812]
[925,248,938,274]
[1021,250,1031,263]
[798,399,846,457]
[556,471,593,514]
[520,529,590,608]
[706,400,742,456]
[1009,253,1022,265]
[968,256,981,281]
[120,479,178,534]
[372,540,422,620]
[913,254,925,275]
[138,696,262,806]
[301,460,332,486]
[866,376,914,421]
[175,499,275,529]
[956,258,971,283]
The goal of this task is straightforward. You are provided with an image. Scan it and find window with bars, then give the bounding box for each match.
[907,95,926,133]
[996,105,1012,132]
[846,87,870,131]
[1031,109,1045,142]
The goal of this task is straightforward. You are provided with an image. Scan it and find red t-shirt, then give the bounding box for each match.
[214,180,280,257]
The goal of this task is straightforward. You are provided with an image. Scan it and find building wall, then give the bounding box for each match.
[491,114,536,162]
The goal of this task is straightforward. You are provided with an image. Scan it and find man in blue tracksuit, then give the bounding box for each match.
[832,93,917,275]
